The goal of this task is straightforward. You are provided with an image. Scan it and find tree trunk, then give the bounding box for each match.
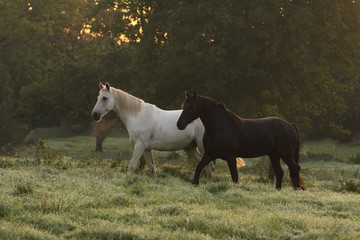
[92,120,116,152]
[60,118,72,137]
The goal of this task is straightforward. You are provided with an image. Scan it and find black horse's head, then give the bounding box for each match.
[177,91,200,130]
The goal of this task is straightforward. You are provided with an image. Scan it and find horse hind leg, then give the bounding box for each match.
[268,161,275,181]
[282,153,302,190]
[293,144,306,190]
[292,164,305,190]
[143,149,157,178]
[270,156,283,190]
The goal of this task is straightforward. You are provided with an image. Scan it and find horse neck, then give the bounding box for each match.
[198,98,240,130]
[197,97,218,130]
[111,87,144,125]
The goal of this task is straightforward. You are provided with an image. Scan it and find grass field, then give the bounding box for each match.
[0,136,359,239]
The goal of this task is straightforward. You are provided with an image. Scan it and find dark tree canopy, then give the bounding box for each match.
[1,0,360,145]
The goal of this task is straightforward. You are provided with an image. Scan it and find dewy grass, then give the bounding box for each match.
[0,137,359,239]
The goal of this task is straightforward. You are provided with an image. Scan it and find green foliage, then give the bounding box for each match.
[34,139,59,163]
[0,158,13,169]
[80,0,360,139]
[349,153,360,164]
[24,128,62,144]
[33,139,73,171]
[13,179,34,195]
[0,0,88,143]
[2,0,360,143]
[0,64,26,145]
[206,182,230,194]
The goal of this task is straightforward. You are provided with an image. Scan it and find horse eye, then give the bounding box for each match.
[102,97,108,101]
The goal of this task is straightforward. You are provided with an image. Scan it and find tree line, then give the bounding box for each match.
[1,0,360,146]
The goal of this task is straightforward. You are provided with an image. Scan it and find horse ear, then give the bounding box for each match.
[99,82,104,90]
[185,91,196,99]
[105,82,111,91]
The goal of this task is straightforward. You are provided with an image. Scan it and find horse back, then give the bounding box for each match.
[241,117,298,155]
[205,115,297,158]
[140,106,202,151]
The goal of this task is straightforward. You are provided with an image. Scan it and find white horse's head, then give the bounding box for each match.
[92,82,115,121]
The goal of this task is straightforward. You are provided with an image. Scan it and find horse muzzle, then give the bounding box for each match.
[92,111,101,121]
[177,120,186,130]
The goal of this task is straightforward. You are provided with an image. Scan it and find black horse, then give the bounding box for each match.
[177,91,305,190]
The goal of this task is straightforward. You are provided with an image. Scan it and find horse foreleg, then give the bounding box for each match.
[192,153,214,185]
[143,149,157,178]
[127,143,145,174]
[185,148,213,182]
[194,136,215,180]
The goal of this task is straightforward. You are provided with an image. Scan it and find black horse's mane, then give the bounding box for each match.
[197,94,245,121]
[198,95,232,114]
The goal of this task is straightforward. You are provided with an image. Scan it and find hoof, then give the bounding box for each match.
[192,181,199,187]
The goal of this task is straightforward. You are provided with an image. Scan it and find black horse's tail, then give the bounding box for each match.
[292,123,300,165]
[292,123,306,190]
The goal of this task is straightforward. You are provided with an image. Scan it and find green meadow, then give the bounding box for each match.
[0,136,359,239]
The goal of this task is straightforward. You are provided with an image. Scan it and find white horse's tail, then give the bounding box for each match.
[236,157,246,168]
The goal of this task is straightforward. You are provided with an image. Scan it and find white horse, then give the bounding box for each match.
[91,82,214,180]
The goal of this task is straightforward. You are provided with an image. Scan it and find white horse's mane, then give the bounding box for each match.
[110,87,144,115]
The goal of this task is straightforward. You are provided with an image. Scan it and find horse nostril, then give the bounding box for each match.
[177,121,184,130]
[92,112,100,121]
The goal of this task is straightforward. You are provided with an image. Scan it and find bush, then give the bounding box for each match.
[207,182,230,194]
[23,128,62,144]
[33,139,72,170]
[0,158,13,168]
[338,177,360,193]
[349,153,360,164]
[14,181,34,195]
[305,152,342,162]
[34,139,62,164]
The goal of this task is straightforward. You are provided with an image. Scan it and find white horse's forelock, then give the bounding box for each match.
[110,87,144,115]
